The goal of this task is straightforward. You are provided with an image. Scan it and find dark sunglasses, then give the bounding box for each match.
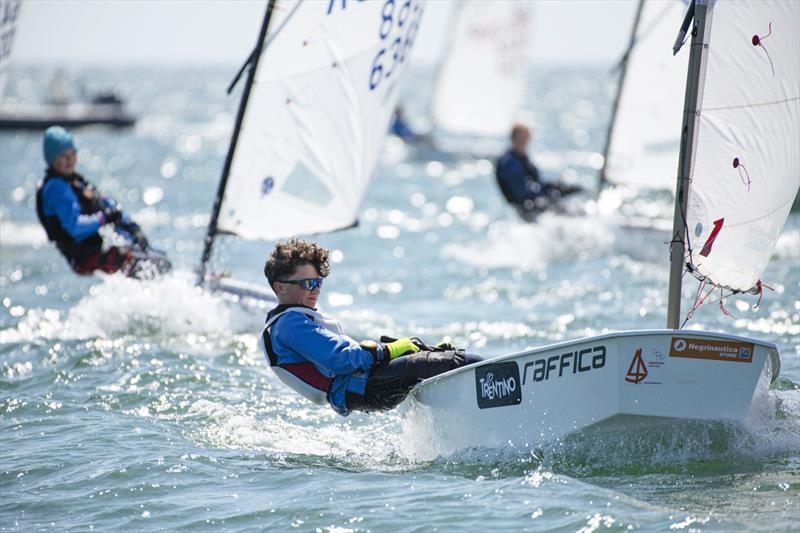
[277,277,324,290]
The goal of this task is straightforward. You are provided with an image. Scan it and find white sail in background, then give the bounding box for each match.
[217,0,423,241]
[431,0,533,137]
[0,0,23,100]
[603,0,689,189]
[684,0,799,292]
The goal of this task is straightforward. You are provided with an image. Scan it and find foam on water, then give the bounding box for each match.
[183,396,410,469]
[442,213,615,270]
[773,226,799,258]
[397,367,800,468]
[541,385,800,477]
[0,271,255,343]
[0,220,48,248]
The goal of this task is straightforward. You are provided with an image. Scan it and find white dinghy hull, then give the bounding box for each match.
[204,277,277,309]
[407,330,779,452]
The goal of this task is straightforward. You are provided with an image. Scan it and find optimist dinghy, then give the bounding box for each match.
[408,0,798,452]
[599,0,690,193]
[196,0,423,303]
[431,0,534,138]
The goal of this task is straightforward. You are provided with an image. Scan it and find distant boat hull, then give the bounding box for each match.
[203,277,277,309]
[0,103,135,129]
[406,330,779,454]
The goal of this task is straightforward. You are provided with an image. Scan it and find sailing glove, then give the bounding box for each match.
[434,336,456,351]
[384,337,420,359]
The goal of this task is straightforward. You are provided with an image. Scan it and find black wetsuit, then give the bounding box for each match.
[346,348,483,412]
[495,149,582,221]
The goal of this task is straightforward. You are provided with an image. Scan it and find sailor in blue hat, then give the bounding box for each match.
[35,126,171,278]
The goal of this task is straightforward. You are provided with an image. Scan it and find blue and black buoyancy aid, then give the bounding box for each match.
[260,304,337,405]
[35,170,104,262]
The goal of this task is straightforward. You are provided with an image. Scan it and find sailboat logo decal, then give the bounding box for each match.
[625,348,648,384]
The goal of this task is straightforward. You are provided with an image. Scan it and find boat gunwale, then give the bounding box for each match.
[412,328,779,391]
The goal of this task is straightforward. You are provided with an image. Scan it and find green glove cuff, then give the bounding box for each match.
[385,337,420,359]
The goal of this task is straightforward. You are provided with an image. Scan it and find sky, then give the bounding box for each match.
[9,0,640,67]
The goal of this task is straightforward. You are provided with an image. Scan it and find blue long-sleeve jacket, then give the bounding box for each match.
[269,311,375,415]
[39,178,104,241]
[39,175,133,241]
[495,149,543,204]
[390,115,417,142]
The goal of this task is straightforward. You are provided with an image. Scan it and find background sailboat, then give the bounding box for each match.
[0,0,22,101]
[599,0,689,192]
[0,0,136,130]
[429,0,533,141]
[405,0,796,455]
[198,0,424,300]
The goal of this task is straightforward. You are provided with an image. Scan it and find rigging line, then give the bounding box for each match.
[681,283,739,326]
[698,95,800,112]
[679,177,695,264]
[683,264,760,294]
[752,280,775,311]
[262,0,305,55]
[227,1,304,94]
[719,288,735,318]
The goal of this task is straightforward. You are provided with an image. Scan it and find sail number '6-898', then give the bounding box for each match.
[369,0,424,90]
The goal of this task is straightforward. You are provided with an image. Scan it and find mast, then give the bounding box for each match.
[666,0,706,329]
[197,0,277,284]
[598,0,644,193]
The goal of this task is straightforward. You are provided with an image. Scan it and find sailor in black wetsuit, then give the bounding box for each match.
[260,238,483,415]
[495,123,582,222]
[35,126,171,278]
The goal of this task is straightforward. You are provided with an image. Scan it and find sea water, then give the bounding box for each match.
[1,65,798,531]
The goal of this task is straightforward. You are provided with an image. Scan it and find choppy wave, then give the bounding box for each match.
[442,214,616,270]
[397,367,800,469]
[0,271,255,343]
[774,227,799,258]
[0,220,48,248]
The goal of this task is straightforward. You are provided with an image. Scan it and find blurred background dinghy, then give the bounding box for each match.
[197,0,423,305]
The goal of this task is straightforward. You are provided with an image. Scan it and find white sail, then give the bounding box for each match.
[684,0,800,292]
[0,0,22,100]
[217,0,424,241]
[603,0,690,189]
[431,0,533,137]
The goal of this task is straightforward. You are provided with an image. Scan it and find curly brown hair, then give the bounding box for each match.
[264,237,330,289]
